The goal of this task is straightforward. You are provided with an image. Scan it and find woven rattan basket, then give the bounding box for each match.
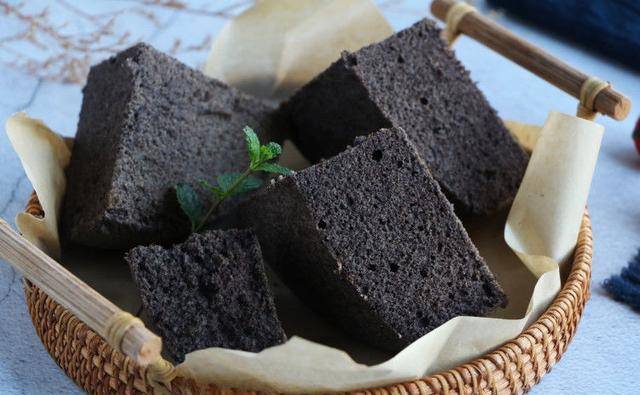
[15,1,620,392]
[22,193,592,395]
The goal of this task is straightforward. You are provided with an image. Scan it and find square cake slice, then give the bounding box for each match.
[242,127,506,351]
[126,229,286,361]
[277,18,528,215]
[62,43,275,249]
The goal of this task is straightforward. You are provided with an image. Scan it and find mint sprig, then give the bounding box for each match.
[177,126,292,233]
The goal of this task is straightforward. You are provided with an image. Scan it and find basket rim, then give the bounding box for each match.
[22,193,592,394]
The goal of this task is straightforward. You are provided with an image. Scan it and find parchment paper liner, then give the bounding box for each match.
[203,0,393,101]
[5,111,603,392]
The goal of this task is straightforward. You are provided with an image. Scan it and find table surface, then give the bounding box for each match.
[0,1,638,394]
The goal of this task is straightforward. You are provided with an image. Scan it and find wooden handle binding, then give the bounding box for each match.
[431,0,631,121]
[0,219,161,366]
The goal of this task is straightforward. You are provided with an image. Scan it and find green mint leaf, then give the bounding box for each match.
[259,146,273,161]
[217,172,244,193]
[244,126,260,165]
[255,162,292,175]
[266,142,282,158]
[218,173,262,196]
[199,179,224,198]
[176,183,206,231]
[236,175,263,194]
[258,142,282,162]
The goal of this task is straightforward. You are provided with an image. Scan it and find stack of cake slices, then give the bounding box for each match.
[275,19,528,215]
[61,18,527,359]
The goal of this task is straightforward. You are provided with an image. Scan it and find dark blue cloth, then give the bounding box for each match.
[603,250,640,311]
[487,0,640,71]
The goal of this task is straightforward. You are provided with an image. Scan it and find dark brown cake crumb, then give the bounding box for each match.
[126,229,286,361]
[62,43,275,249]
[241,127,507,351]
[277,18,528,215]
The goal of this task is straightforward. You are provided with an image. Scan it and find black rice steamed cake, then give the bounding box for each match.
[126,229,286,361]
[277,18,529,215]
[63,43,275,249]
[241,127,507,351]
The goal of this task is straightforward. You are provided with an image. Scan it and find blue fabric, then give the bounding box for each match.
[604,250,640,311]
[487,0,640,70]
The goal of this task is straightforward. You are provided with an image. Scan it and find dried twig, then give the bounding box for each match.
[0,0,247,84]
[123,0,252,18]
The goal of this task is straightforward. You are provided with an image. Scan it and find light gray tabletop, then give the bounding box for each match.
[0,1,638,394]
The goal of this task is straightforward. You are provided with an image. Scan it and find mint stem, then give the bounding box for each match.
[193,166,254,233]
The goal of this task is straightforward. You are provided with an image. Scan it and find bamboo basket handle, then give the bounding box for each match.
[0,218,162,366]
[430,0,631,121]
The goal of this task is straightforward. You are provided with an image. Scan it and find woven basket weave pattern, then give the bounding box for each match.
[22,194,592,395]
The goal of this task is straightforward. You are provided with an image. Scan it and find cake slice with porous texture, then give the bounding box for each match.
[242,127,507,351]
[62,43,275,249]
[277,18,528,215]
[126,229,286,362]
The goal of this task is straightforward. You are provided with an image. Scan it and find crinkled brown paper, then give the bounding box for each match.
[4,0,605,392]
[203,0,393,100]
